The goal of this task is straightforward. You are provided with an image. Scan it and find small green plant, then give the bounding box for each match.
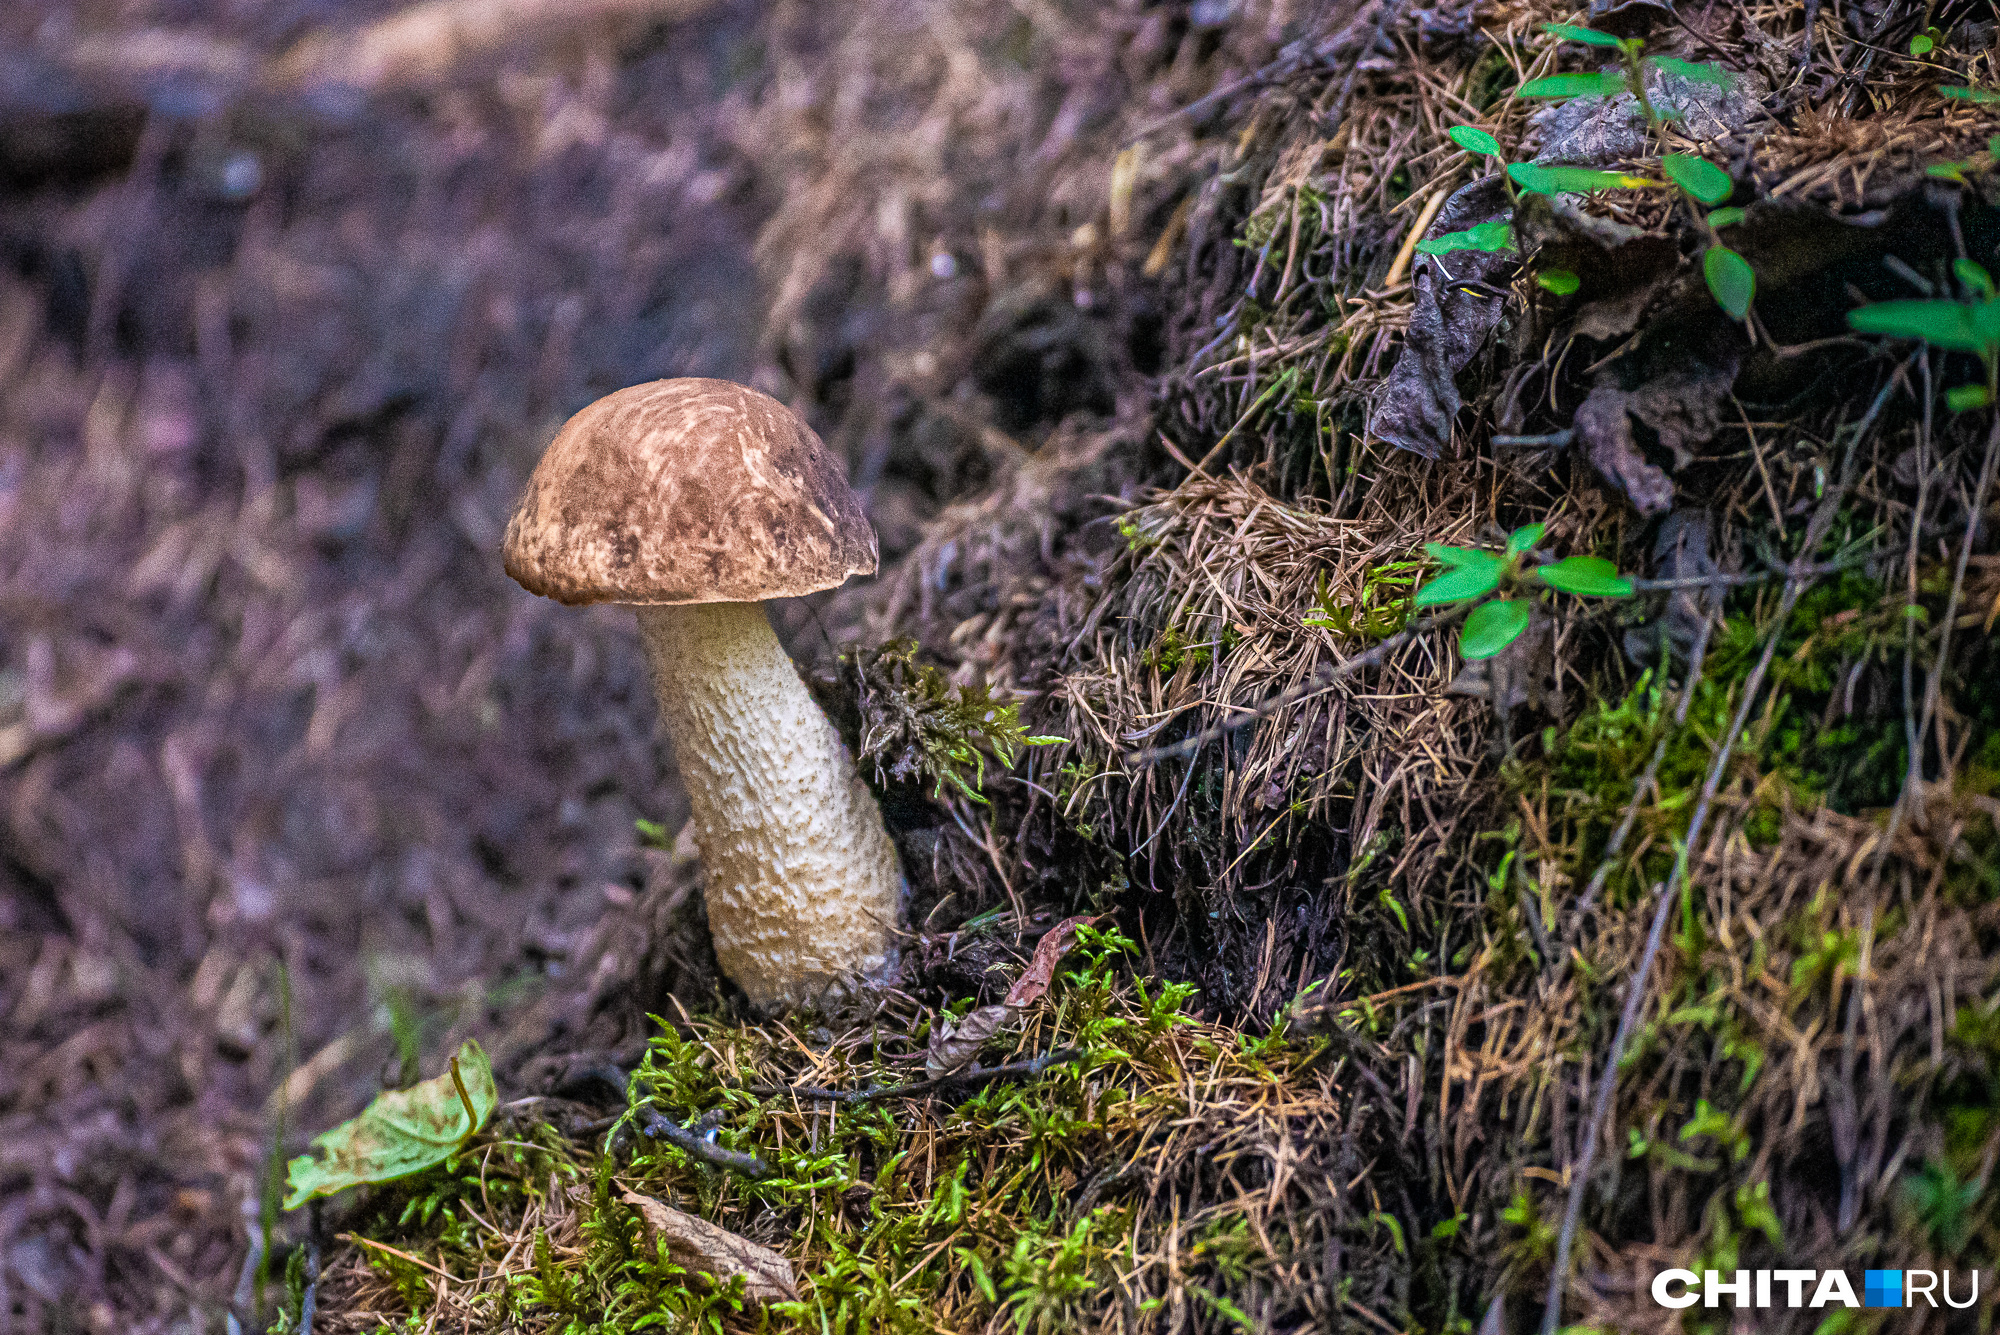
[1926,136,2000,182]
[1413,522,1635,660]
[1846,258,2000,410]
[854,640,1063,804]
[1303,562,1422,638]
[1419,24,1752,319]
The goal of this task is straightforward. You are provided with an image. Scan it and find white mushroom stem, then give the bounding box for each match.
[634,600,903,1011]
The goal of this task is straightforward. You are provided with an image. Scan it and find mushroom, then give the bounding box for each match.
[501,378,903,1011]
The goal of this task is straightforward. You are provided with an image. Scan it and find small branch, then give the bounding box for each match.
[636,1107,770,1179]
[742,1047,1083,1104]
[1626,551,1872,591]
[300,1201,323,1335]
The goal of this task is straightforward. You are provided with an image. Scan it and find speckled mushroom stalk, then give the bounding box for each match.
[634,600,902,1009]
[502,377,904,1012]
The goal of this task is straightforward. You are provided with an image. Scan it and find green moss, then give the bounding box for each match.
[853,640,1062,804]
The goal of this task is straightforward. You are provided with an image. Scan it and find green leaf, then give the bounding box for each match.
[1508,162,1657,195]
[1415,556,1504,607]
[1415,219,1515,255]
[284,1040,496,1210]
[1536,555,1634,597]
[1647,56,1736,89]
[1928,162,1970,183]
[1422,542,1495,568]
[1847,299,1987,353]
[1517,71,1633,98]
[1972,299,2000,345]
[1448,125,1502,156]
[1541,22,1626,47]
[1460,600,1532,659]
[1909,33,1934,56]
[1704,246,1755,321]
[1537,268,1581,295]
[1941,86,2000,103]
[1946,384,1993,412]
[1507,523,1546,556]
[1706,206,1746,228]
[1662,153,1733,205]
[1955,259,1995,300]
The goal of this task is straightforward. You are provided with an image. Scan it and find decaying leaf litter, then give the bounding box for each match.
[5,0,2000,1332]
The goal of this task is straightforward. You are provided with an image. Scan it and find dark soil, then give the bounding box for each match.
[0,3,791,1324]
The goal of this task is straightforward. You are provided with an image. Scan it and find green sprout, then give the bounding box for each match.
[1414,522,1635,661]
[1846,258,2000,411]
[1418,24,1751,320]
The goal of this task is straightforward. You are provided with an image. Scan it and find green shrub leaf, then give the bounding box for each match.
[1971,300,2000,345]
[1945,384,1993,412]
[1415,219,1515,255]
[284,1040,496,1210]
[1910,33,1935,56]
[1448,125,1502,156]
[1423,543,1495,569]
[1508,162,1656,195]
[1954,259,1995,300]
[1846,300,1987,353]
[1928,162,1969,183]
[1648,56,1736,89]
[1941,86,2000,103]
[1706,206,1746,228]
[1541,22,1627,47]
[1507,523,1546,556]
[1536,555,1634,597]
[1517,71,1633,98]
[1415,555,1504,606]
[1704,246,1755,320]
[1537,268,1581,295]
[1662,154,1733,205]
[1460,600,1532,659]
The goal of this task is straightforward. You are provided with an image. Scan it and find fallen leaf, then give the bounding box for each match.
[927,916,1094,1076]
[1574,383,1676,518]
[1369,177,1514,458]
[1002,915,1092,1009]
[283,1040,496,1209]
[926,1004,1012,1078]
[619,1189,798,1302]
[1531,60,1760,168]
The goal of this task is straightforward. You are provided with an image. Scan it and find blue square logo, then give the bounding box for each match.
[1865,1270,1903,1309]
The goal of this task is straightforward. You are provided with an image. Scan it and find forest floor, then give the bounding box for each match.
[3,0,1999,1333]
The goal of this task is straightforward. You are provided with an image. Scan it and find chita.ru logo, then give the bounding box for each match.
[1651,1268,1981,1310]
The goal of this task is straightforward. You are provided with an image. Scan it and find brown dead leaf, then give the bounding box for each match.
[1369,177,1515,458]
[1002,915,1092,1009]
[619,1190,797,1303]
[925,1003,1012,1078]
[928,914,1094,1076]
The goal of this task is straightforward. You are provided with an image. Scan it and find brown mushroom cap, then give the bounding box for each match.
[502,378,878,606]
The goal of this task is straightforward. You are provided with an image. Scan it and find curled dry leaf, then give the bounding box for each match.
[1369,178,1515,459]
[928,914,1094,1077]
[619,1189,798,1303]
[925,1003,1012,1078]
[1002,914,1093,1008]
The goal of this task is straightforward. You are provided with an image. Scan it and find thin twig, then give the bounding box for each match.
[1539,392,1875,1335]
[740,1047,1083,1104]
[1566,611,1714,931]
[636,1107,770,1179]
[299,1201,323,1335]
